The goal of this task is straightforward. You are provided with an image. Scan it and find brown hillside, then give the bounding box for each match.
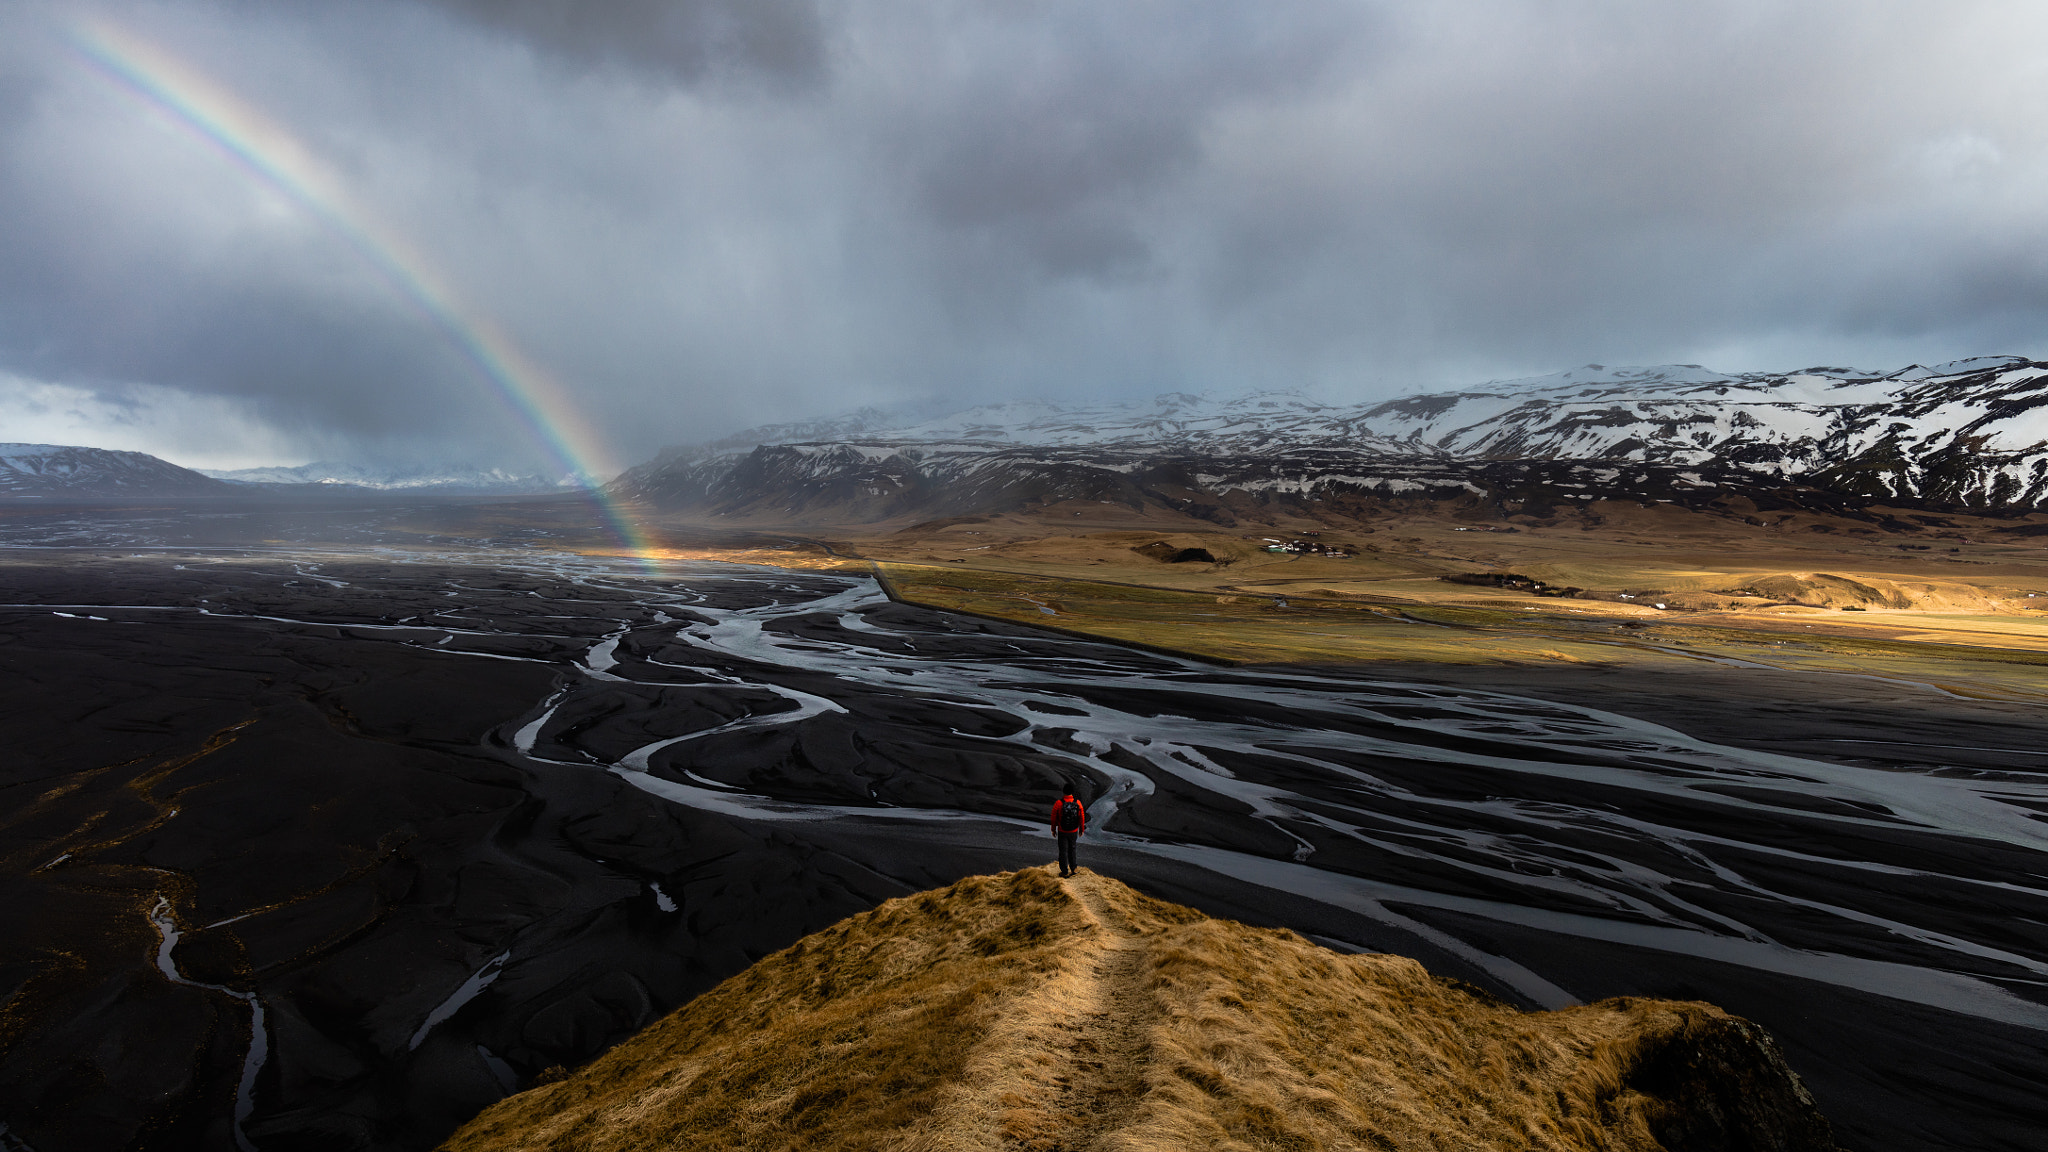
[440,868,1839,1152]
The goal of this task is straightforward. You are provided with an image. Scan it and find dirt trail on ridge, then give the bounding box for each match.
[1032,873,1157,1149]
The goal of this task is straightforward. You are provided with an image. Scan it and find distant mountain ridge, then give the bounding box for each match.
[1356,356,2048,502]
[0,445,575,499]
[615,357,2048,520]
[0,443,234,497]
[198,460,573,494]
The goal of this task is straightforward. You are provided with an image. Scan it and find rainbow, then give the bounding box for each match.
[70,17,667,569]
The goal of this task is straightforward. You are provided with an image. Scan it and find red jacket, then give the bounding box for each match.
[1051,796,1086,835]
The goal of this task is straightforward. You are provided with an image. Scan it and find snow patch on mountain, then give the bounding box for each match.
[624,357,2048,514]
[199,461,579,493]
[1,444,233,497]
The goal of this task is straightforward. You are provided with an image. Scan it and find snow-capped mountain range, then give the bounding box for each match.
[12,357,2046,512]
[197,461,574,494]
[618,356,2048,519]
[0,446,575,499]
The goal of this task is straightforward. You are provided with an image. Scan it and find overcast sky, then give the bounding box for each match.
[3,0,2047,472]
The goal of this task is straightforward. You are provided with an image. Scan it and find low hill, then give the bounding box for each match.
[441,868,1839,1152]
[0,443,236,497]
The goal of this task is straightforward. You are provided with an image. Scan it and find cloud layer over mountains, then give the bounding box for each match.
[4,0,2048,471]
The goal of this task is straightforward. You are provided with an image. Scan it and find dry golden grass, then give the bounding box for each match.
[874,562,2048,700]
[441,869,1094,1152]
[522,493,2048,676]
[1118,916,1830,1152]
[440,869,1838,1152]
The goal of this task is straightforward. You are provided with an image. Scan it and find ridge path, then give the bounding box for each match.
[1036,870,1156,1151]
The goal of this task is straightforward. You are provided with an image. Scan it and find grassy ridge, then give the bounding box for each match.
[441,869,1839,1152]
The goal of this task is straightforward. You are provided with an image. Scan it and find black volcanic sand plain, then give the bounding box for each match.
[0,502,2045,1152]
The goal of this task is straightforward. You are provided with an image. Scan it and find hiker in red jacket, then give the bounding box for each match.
[1051,792,1086,877]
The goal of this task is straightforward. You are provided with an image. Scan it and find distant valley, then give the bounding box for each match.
[2,389,2045,1150]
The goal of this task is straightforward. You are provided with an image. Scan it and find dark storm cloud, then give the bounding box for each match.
[3,0,2047,471]
[418,0,826,86]
[898,2,1374,281]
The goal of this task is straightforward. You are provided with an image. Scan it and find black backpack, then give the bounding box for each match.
[1059,799,1082,832]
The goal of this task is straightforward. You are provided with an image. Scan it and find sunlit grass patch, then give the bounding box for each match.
[874,563,2048,698]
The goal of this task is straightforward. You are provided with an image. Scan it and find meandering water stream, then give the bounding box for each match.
[7,529,2046,1150]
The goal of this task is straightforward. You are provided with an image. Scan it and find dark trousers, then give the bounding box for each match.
[1057,831,1078,875]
